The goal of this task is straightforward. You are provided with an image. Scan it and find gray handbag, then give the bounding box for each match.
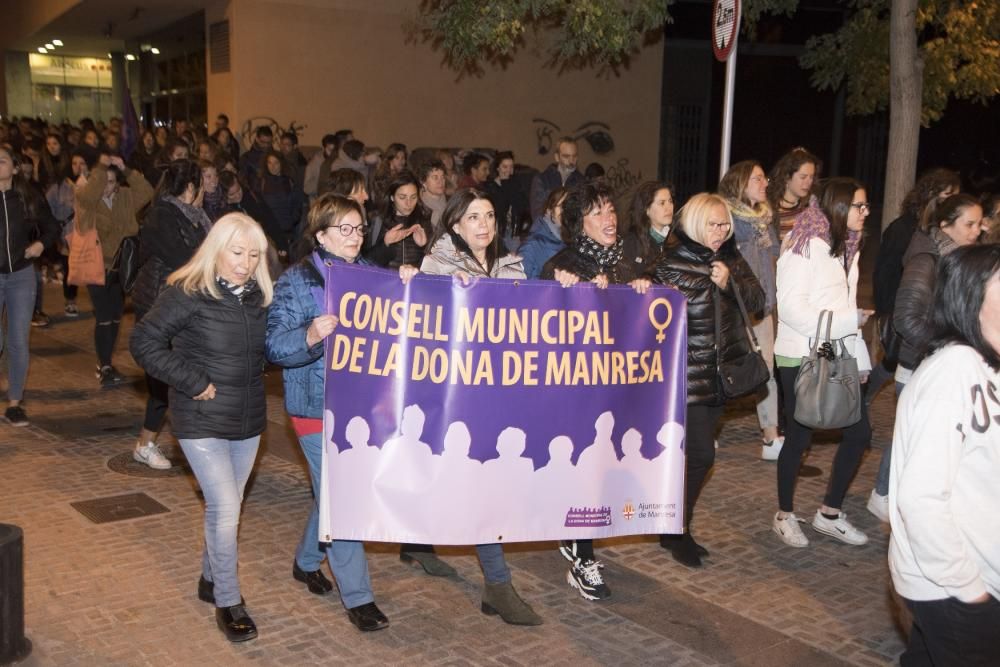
[793,310,863,429]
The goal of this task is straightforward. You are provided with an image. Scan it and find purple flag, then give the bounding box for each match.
[318,264,688,545]
[120,87,139,160]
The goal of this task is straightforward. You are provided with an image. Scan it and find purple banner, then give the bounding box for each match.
[318,263,688,544]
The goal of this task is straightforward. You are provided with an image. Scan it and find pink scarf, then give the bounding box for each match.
[784,195,861,270]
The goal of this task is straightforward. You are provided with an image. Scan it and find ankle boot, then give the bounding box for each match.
[481,581,543,626]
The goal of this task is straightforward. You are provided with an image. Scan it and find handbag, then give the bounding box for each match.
[67,227,105,286]
[109,235,141,293]
[793,310,863,429]
[715,280,771,399]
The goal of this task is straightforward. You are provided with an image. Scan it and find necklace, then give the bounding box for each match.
[781,196,799,208]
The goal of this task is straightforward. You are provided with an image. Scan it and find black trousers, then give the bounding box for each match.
[87,279,124,367]
[135,309,170,432]
[685,404,724,528]
[776,366,871,513]
[902,596,1000,666]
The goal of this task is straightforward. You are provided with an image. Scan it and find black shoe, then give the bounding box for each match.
[4,405,29,427]
[292,561,333,595]
[346,602,389,632]
[198,576,215,604]
[566,559,611,601]
[97,365,125,387]
[659,533,704,568]
[31,311,50,327]
[215,604,258,642]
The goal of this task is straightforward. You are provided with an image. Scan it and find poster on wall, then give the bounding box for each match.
[318,264,688,545]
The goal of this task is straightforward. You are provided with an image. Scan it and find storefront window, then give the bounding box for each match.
[28,54,113,121]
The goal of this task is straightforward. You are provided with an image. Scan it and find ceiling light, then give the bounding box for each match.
[125,54,136,61]
[151,47,160,55]
[38,47,47,53]
[52,39,63,46]
[45,43,54,50]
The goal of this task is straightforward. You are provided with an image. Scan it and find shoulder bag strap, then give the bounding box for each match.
[728,277,762,353]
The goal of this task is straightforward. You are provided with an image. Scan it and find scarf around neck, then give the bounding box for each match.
[784,195,862,270]
[727,198,773,248]
[163,194,212,233]
[575,234,624,270]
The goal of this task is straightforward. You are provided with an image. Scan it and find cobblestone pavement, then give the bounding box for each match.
[2,285,906,666]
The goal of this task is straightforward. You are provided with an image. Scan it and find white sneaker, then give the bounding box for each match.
[772,512,809,548]
[811,510,868,545]
[866,490,890,523]
[761,436,785,461]
[134,441,171,470]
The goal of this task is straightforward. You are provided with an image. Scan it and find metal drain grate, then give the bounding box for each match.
[70,492,170,524]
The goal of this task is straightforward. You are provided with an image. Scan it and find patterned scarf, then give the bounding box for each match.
[574,234,624,270]
[216,276,256,304]
[727,198,773,249]
[163,194,212,234]
[784,196,862,270]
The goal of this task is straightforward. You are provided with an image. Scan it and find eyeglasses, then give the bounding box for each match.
[850,202,870,212]
[332,223,369,237]
[707,222,732,232]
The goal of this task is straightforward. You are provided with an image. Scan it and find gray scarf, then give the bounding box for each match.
[163,194,212,233]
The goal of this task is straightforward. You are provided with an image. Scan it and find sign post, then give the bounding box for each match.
[713,0,741,179]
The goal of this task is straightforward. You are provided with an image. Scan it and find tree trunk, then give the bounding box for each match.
[882,0,923,231]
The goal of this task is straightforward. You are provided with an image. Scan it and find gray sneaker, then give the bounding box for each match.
[134,442,171,470]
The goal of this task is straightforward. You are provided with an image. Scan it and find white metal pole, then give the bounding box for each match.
[719,42,738,181]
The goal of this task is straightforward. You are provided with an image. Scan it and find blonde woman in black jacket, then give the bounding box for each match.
[130,213,273,643]
[653,193,764,568]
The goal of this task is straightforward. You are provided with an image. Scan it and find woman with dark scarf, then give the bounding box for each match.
[541,180,651,601]
[130,159,211,470]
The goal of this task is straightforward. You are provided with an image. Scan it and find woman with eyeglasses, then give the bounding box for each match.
[652,193,764,568]
[266,193,413,633]
[771,178,874,549]
[719,161,782,461]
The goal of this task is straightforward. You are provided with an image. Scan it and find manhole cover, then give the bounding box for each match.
[32,412,139,438]
[70,492,170,524]
[107,451,188,478]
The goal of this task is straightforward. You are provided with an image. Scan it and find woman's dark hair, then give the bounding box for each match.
[901,168,961,218]
[328,168,366,198]
[817,177,865,259]
[341,140,364,161]
[627,180,675,256]
[156,159,202,198]
[718,159,764,208]
[766,147,821,228]
[0,147,41,219]
[928,244,1000,371]
[428,188,506,274]
[491,151,514,179]
[218,169,241,193]
[462,152,489,176]
[256,150,287,192]
[374,143,407,183]
[418,159,446,185]
[560,180,616,244]
[584,162,606,180]
[543,186,568,218]
[379,170,422,220]
[919,193,981,233]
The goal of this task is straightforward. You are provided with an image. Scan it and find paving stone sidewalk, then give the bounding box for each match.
[1,286,907,666]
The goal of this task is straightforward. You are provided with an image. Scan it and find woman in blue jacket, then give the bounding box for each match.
[265,193,415,632]
[519,187,567,279]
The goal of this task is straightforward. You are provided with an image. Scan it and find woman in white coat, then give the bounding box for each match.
[771,178,874,548]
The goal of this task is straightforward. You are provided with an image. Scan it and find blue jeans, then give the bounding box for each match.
[0,265,38,401]
[294,432,374,609]
[476,543,510,584]
[874,382,906,496]
[179,436,260,608]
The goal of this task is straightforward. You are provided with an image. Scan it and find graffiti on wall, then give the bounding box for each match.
[239,117,308,150]
[533,119,615,156]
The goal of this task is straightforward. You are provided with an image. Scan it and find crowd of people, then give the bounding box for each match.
[1,113,997,662]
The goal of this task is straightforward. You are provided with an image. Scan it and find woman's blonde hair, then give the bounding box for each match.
[167,212,274,305]
[678,193,734,247]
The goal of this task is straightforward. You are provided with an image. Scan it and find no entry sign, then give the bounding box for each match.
[712,0,740,62]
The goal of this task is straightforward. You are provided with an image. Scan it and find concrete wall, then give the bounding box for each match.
[4,52,34,118]
[210,0,663,190]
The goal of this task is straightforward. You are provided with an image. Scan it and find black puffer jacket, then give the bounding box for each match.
[654,229,764,405]
[894,227,956,370]
[130,283,268,440]
[540,240,647,284]
[131,199,207,315]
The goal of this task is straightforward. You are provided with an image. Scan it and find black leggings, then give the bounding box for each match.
[685,404,724,528]
[776,366,871,513]
[87,279,124,367]
[135,309,169,432]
